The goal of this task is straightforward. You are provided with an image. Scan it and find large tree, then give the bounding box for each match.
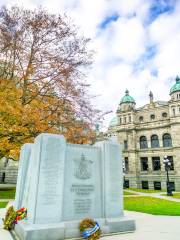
[0,6,100,159]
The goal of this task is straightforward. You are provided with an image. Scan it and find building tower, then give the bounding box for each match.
[118,89,136,112]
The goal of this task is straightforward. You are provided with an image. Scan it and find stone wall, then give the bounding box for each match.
[0,158,18,184]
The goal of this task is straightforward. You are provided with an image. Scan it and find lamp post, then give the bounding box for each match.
[163,156,173,196]
[123,160,126,189]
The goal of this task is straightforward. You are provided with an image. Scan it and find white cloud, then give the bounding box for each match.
[108,17,146,62]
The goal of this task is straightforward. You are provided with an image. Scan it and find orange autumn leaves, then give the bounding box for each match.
[0,77,95,159]
[0,78,53,159]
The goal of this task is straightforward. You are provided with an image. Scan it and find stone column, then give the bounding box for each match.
[27,133,66,224]
[96,141,123,218]
[15,143,33,209]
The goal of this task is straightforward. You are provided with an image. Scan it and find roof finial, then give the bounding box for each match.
[125,89,129,95]
[176,76,180,82]
[149,91,153,103]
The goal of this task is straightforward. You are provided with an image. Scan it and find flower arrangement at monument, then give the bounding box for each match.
[3,206,17,230]
[79,218,101,239]
[3,206,27,230]
[14,207,27,224]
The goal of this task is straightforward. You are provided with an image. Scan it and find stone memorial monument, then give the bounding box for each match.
[14,133,135,240]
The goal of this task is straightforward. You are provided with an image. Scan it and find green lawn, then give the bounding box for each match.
[124,190,137,195]
[0,188,16,199]
[0,202,8,208]
[124,196,180,216]
[129,188,164,193]
[161,193,180,199]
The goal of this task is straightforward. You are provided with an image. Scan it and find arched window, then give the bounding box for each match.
[140,136,148,149]
[139,116,143,122]
[163,133,172,147]
[151,135,159,148]
[172,108,175,116]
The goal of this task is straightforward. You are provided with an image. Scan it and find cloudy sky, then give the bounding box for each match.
[2,0,180,128]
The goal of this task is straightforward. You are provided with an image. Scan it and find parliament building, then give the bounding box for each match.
[106,76,180,191]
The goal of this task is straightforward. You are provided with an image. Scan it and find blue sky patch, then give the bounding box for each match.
[99,13,119,29]
[148,0,176,22]
[145,45,157,59]
[151,69,158,77]
[133,45,157,73]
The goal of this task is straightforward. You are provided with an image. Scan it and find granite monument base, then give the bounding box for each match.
[14,217,135,240]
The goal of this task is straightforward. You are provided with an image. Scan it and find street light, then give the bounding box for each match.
[163,156,173,196]
[122,160,126,189]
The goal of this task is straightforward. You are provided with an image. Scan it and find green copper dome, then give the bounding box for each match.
[120,89,135,104]
[109,116,118,127]
[170,76,180,94]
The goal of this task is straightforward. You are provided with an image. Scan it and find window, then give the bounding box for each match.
[139,116,143,122]
[169,182,175,191]
[124,157,129,172]
[167,156,174,170]
[150,114,155,120]
[162,112,167,118]
[152,157,161,171]
[119,118,121,124]
[124,180,129,188]
[1,172,5,183]
[4,159,8,168]
[142,181,149,189]
[151,135,159,148]
[129,115,131,122]
[154,181,161,190]
[163,133,172,147]
[173,108,175,116]
[124,117,126,123]
[140,157,148,171]
[124,140,128,150]
[140,136,148,149]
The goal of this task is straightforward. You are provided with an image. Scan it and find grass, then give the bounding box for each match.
[161,193,180,199]
[124,196,180,216]
[123,190,137,195]
[0,188,16,199]
[129,188,164,193]
[0,202,8,208]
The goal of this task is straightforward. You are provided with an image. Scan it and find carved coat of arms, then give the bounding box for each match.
[74,154,93,180]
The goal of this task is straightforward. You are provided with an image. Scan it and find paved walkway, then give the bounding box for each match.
[0,184,16,189]
[102,211,180,240]
[124,189,180,202]
[0,199,14,202]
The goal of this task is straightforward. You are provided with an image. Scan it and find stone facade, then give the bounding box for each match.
[106,77,180,191]
[0,157,18,184]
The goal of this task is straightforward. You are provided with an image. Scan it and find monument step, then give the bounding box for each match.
[14,216,135,240]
